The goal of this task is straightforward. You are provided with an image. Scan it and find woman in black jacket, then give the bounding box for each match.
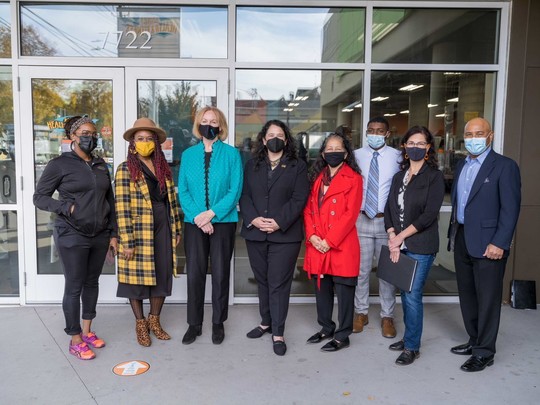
[384,126,444,366]
[34,116,117,361]
[240,120,309,356]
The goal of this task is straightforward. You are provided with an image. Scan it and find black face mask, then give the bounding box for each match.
[266,138,285,153]
[77,135,97,155]
[405,147,426,162]
[199,124,220,140]
[324,152,346,168]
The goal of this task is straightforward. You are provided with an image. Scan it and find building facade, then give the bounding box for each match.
[0,0,538,305]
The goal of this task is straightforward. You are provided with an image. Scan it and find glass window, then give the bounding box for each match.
[0,66,14,202]
[20,4,227,58]
[137,78,217,274]
[0,2,10,58]
[372,9,500,64]
[0,210,18,296]
[32,79,115,275]
[234,69,362,297]
[237,7,365,63]
[370,70,496,206]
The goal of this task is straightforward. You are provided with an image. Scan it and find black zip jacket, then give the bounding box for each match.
[384,163,445,255]
[34,151,117,237]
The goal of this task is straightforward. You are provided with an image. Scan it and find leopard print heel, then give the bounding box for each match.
[135,318,151,347]
[148,314,171,340]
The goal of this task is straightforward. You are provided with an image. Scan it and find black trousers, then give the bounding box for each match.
[53,226,110,336]
[246,240,301,336]
[184,222,236,326]
[314,275,356,342]
[454,225,506,357]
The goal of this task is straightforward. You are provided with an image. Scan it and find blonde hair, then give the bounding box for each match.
[192,106,228,141]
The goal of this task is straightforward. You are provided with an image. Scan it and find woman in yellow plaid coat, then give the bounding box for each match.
[115,118,181,347]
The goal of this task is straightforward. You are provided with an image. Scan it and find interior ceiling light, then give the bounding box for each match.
[447,97,459,103]
[354,103,362,108]
[301,96,309,100]
[283,108,293,112]
[399,84,424,92]
[342,108,354,113]
[427,104,438,108]
[444,72,462,76]
[288,102,295,107]
[384,113,396,117]
[371,96,389,102]
[435,113,446,117]
[400,110,409,114]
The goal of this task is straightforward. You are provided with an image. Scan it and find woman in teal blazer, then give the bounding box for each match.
[178,106,243,345]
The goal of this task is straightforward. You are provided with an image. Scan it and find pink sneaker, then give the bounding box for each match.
[82,332,106,348]
[69,341,96,360]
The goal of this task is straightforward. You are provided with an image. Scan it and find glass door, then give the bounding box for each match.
[20,66,125,303]
[125,68,229,303]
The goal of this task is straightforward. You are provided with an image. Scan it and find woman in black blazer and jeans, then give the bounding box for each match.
[240,120,309,356]
[384,126,444,366]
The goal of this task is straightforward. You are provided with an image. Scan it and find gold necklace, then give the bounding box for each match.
[269,157,281,168]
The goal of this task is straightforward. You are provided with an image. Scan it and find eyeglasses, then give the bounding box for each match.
[366,128,387,135]
[405,141,428,147]
[464,131,490,139]
[75,131,98,138]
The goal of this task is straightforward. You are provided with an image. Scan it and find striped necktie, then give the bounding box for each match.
[365,151,379,219]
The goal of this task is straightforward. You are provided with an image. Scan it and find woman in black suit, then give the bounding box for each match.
[384,125,445,366]
[240,120,309,356]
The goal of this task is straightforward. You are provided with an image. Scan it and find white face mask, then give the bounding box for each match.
[366,135,386,149]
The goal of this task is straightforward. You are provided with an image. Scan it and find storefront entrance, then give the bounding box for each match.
[19,66,229,303]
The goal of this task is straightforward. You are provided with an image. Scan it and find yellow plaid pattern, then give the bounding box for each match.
[115,162,181,286]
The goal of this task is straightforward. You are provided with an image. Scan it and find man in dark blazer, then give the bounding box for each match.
[448,117,521,372]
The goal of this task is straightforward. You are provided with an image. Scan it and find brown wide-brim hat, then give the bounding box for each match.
[123,117,167,144]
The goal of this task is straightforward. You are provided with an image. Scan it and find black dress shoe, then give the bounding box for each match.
[306,331,333,344]
[321,337,350,352]
[395,350,420,365]
[246,325,272,339]
[212,323,225,344]
[460,355,494,372]
[273,340,287,356]
[451,343,473,355]
[182,325,202,345]
[389,339,404,351]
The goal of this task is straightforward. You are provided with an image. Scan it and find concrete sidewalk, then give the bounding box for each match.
[0,303,538,404]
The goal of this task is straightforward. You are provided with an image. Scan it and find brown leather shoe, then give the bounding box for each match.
[381,317,397,338]
[353,313,369,333]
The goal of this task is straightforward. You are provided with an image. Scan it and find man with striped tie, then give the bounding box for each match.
[353,117,401,338]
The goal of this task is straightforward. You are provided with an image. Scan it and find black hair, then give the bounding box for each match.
[399,125,438,170]
[308,132,361,183]
[253,120,297,169]
[64,116,82,140]
[367,116,390,132]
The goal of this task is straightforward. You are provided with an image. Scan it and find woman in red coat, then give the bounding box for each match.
[304,132,363,352]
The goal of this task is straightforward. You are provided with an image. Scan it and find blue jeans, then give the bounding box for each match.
[401,251,435,351]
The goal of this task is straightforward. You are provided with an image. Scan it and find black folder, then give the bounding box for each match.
[376,245,418,293]
[510,280,537,310]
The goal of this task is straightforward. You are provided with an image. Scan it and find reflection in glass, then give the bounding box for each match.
[0,210,18,296]
[235,69,362,296]
[372,8,500,64]
[0,2,10,58]
[20,4,227,58]
[32,79,114,275]
[0,67,14,203]
[137,79,217,273]
[237,7,364,63]
[370,71,496,205]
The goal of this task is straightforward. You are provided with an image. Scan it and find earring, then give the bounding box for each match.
[405,153,409,159]
[424,154,429,161]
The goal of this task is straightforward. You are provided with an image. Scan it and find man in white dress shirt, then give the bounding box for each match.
[353,117,401,338]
